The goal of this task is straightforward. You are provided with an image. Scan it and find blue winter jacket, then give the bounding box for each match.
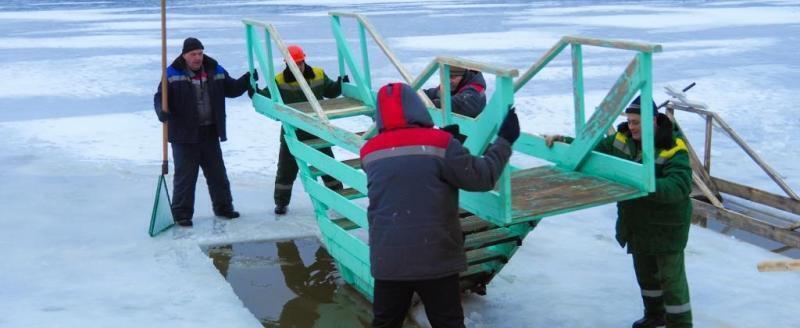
[423,69,487,118]
[154,55,250,143]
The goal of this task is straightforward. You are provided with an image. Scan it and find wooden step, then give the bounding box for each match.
[303,131,367,149]
[289,97,373,120]
[337,187,365,200]
[460,261,497,280]
[460,215,495,235]
[309,158,362,176]
[459,260,502,294]
[463,227,522,251]
[331,217,360,230]
[509,165,642,221]
[466,248,506,266]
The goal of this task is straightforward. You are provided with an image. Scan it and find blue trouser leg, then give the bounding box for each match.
[171,142,200,219]
[199,128,233,213]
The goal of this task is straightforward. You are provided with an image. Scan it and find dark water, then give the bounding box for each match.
[204,238,418,328]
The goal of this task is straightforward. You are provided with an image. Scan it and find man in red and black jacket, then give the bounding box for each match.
[423,66,487,118]
[361,82,519,328]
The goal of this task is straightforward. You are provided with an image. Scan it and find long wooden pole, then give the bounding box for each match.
[160,0,169,175]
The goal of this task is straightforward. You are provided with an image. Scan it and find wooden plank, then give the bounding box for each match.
[331,217,360,230]
[713,177,800,216]
[459,262,496,280]
[561,57,641,171]
[692,200,800,248]
[461,216,495,235]
[757,260,800,272]
[310,158,361,176]
[463,227,522,251]
[337,187,365,200]
[509,166,641,219]
[562,35,662,53]
[693,174,723,208]
[710,112,799,200]
[434,56,519,78]
[466,248,506,266]
[304,131,367,149]
[289,97,373,119]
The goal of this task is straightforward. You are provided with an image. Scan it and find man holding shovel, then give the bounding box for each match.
[154,37,253,227]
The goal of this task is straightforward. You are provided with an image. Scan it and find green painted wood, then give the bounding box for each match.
[571,43,585,135]
[330,18,374,107]
[637,52,656,192]
[513,134,648,190]
[244,16,663,302]
[285,138,366,194]
[560,57,642,171]
[508,166,643,221]
[359,24,372,90]
[302,176,368,228]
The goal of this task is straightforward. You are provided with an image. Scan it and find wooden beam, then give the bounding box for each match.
[757,260,800,272]
[692,200,800,248]
[693,174,723,208]
[712,177,800,216]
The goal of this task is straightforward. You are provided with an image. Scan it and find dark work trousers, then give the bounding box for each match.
[274,127,342,207]
[633,252,692,328]
[171,125,234,219]
[372,274,465,328]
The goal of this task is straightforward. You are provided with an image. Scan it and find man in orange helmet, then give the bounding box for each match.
[257,45,347,215]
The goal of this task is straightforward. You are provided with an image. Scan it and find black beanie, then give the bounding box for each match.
[182,37,204,55]
[625,95,658,115]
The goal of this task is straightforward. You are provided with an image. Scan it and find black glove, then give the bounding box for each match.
[432,98,441,108]
[340,75,349,83]
[497,107,520,144]
[440,124,467,143]
[245,70,259,98]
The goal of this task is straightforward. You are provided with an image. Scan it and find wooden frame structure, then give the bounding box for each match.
[665,87,800,250]
[244,13,662,300]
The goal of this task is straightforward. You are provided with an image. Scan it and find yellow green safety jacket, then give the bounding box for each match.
[593,114,693,254]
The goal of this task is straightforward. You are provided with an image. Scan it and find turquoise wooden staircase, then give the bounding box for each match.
[244,12,661,301]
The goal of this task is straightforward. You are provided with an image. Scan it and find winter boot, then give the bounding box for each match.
[175,218,193,227]
[274,205,288,215]
[632,313,666,328]
[214,209,240,219]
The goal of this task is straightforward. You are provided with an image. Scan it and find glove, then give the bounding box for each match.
[339,75,349,83]
[245,70,259,98]
[544,134,563,147]
[497,107,520,144]
[432,98,441,108]
[440,124,467,143]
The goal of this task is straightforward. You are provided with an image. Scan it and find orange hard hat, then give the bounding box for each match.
[287,45,305,63]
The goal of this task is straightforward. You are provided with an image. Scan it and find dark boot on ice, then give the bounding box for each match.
[274,205,288,215]
[214,209,240,219]
[175,218,193,227]
[633,313,665,328]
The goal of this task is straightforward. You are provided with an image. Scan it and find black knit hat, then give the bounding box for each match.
[182,37,204,55]
[625,95,658,115]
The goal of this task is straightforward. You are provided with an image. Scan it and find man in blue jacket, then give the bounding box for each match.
[423,66,487,118]
[154,37,252,227]
[361,82,519,328]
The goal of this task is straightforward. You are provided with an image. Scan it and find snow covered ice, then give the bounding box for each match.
[1,1,799,327]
